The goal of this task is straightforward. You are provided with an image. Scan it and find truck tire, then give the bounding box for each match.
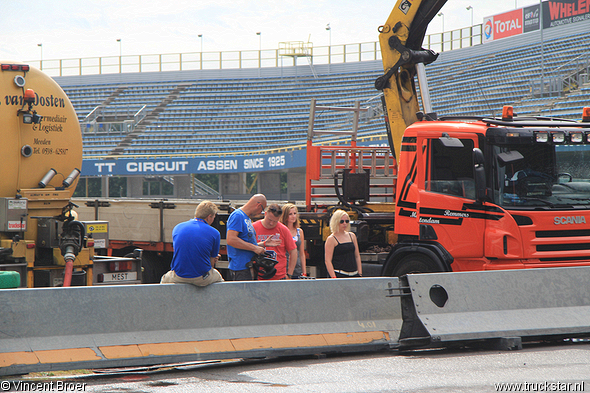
[392,254,440,277]
[0,271,20,289]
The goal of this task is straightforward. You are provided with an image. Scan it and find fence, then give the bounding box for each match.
[32,26,483,77]
[530,53,590,97]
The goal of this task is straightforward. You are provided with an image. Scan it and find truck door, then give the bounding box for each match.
[417,136,485,262]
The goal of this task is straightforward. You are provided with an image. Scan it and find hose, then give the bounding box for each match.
[62,259,74,287]
[61,245,76,287]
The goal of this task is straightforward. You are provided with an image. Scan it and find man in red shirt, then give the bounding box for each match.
[253,204,297,280]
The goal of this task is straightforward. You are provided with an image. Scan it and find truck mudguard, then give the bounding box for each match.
[381,241,453,276]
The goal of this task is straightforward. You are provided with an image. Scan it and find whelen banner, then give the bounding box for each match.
[483,0,590,43]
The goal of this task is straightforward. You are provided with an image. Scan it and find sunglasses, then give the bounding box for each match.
[268,207,281,216]
[340,219,350,224]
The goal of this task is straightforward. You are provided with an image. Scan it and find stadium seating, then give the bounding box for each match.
[427,28,590,119]
[60,24,590,159]
[63,70,385,157]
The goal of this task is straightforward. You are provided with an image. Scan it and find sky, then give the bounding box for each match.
[1,0,533,64]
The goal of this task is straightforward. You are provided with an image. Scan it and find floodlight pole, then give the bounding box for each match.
[540,0,544,97]
[117,39,122,73]
[257,32,262,77]
[326,23,332,74]
[38,43,43,70]
[198,34,203,70]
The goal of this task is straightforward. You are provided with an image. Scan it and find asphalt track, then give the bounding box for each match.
[10,340,589,393]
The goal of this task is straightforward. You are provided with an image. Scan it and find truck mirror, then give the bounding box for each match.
[439,133,464,148]
[473,148,487,202]
[497,150,524,165]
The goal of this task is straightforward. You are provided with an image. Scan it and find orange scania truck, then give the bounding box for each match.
[0,62,141,288]
[305,0,590,277]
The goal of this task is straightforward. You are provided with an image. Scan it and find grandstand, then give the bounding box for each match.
[55,18,590,200]
[64,67,384,158]
[428,20,590,119]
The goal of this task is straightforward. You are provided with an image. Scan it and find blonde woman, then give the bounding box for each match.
[281,203,307,278]
[324,209,362,278]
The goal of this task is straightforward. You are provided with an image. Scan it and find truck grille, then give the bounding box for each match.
[535,229,590,260]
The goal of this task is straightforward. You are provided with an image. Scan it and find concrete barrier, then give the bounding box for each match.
[5,266,590,375]
[0,278,401,376]
[403,266,590,346]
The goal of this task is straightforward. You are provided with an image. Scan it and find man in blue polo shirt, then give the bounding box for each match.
[226,194,270,280]
[160,200,223,286]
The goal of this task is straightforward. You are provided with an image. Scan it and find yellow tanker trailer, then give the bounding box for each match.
[0,61,141,288]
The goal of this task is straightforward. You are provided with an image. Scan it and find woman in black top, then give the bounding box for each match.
[324,209,362,278]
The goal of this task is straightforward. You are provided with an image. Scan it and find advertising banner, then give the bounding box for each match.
[483,17,494,43]
[495,9,524,40]
[80,137,390,177]
[524,4,541,33]
[82,149,307,176]
[483,9,523,42]
[484,0,590,42]
[544,0,590,28]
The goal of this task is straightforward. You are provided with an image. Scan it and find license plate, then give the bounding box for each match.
[102,272,138,282]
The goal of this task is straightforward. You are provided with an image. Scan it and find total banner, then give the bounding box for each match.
[483,0,590,43]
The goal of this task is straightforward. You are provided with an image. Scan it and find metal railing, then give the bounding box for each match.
[306,98,396,206]
[83,105,146,134]
[134,105,147,125]
[191,175,221,199]
[83,105,102,123]
[531,53,590,97]
[32,25,483,77]
[83,121,133,135]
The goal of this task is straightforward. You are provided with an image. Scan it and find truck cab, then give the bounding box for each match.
[384,110,590,276]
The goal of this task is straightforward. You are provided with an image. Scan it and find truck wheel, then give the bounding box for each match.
[392,254,439,277]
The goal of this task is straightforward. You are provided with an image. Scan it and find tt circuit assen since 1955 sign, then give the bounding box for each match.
[82,149,307,176]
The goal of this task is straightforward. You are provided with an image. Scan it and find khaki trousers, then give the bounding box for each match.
[160,268,224,286]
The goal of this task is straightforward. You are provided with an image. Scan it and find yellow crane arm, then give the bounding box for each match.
[376,0,447,160]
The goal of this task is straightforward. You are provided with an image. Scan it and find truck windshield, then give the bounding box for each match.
[493,144,590,208]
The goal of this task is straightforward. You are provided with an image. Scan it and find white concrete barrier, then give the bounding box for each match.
[403,266,590,346]
[0,278,402,376]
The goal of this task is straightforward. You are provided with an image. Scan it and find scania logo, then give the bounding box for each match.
[554,216,586,225]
